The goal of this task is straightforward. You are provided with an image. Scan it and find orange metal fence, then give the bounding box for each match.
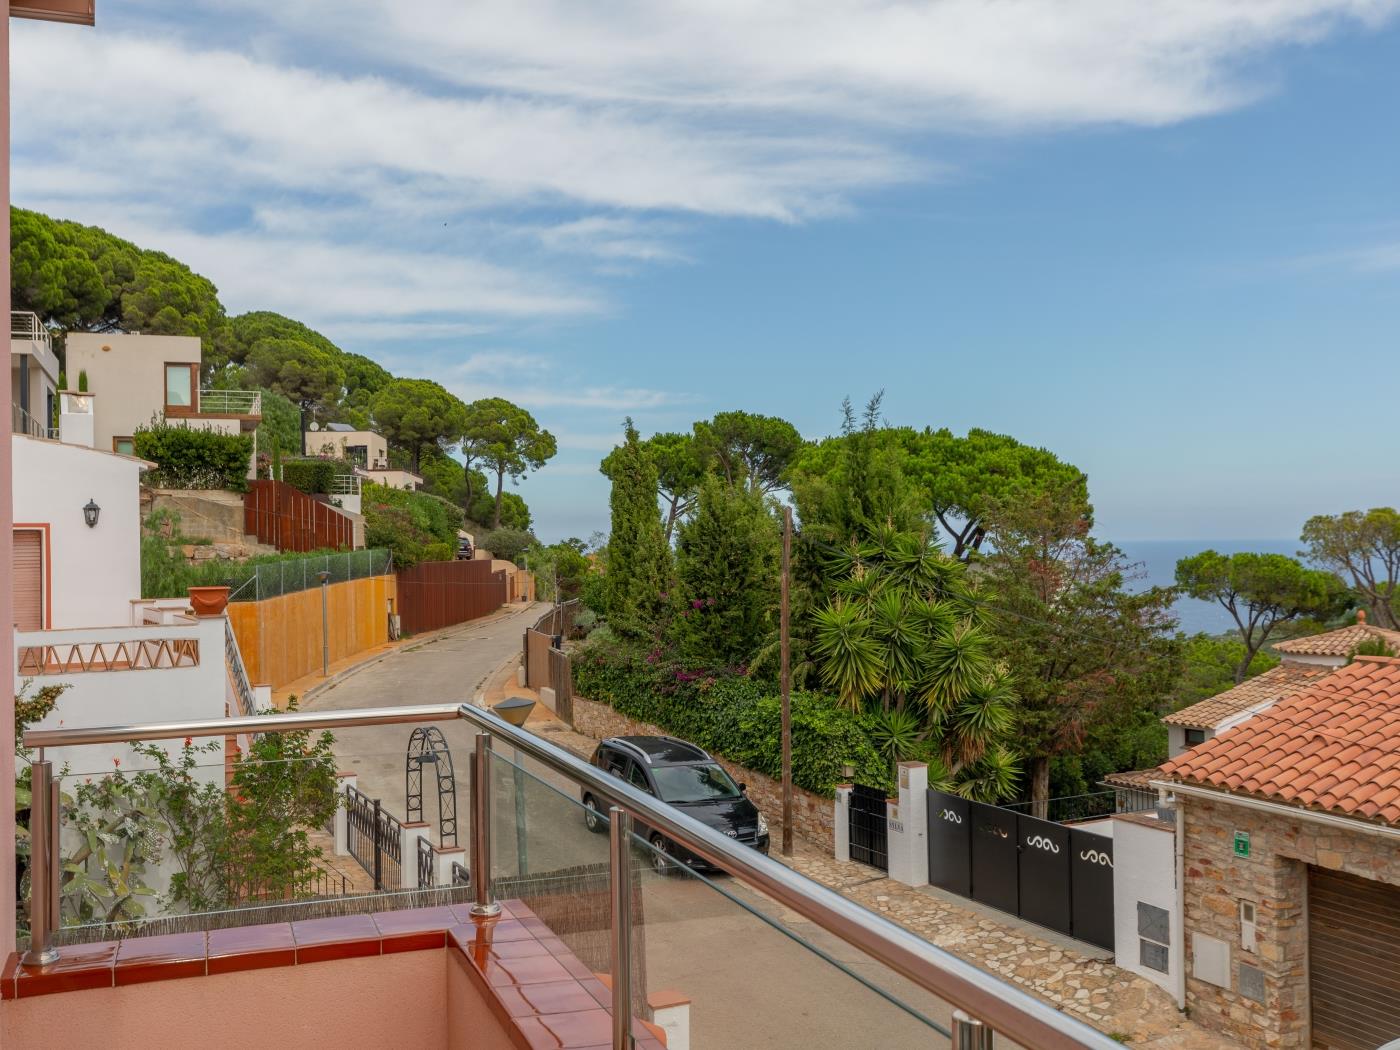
[244,479,354,552]
[228,575,395,691]
[395,558,507,635]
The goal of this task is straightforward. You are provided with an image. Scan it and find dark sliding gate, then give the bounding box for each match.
[849,784,889,872]
[927,788,1114,950]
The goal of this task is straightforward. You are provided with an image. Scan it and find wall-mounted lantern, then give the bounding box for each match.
[82,498,100,528]
[841,761,856,780]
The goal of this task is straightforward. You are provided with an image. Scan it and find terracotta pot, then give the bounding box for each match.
[188,585,231,617]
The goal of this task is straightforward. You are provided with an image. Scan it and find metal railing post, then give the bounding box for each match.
[469,733,501,917]
[609,807,633,1050]
[951,1009,993,1049]
[372,798,383,892]
[23,759,59,966]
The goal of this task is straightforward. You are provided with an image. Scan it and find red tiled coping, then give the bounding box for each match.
[1,901,668,1050]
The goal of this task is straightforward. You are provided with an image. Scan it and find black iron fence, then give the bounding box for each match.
[849,783,889,871]
[235,862,349,905]
[451,862,470,888]
[417,836,435,890]
[998,788,1153,824]
[344,784,403,891]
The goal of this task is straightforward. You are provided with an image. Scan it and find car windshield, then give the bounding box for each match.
[650,763,741,804]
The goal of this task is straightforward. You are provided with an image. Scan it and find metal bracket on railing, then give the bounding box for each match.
[22,760,60,966]
[469,733,501,918]
[609,807,633,1050]
[952,1009,993,1049]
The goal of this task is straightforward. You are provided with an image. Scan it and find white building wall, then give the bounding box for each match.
[15,616,228,771]
[65,332,202,452]
[12,435,144,628]
[1112,815,1179,997]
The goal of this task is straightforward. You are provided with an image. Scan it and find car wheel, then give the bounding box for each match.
[582,795,605,834]
[649,834,672,876]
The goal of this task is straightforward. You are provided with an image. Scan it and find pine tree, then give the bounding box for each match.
[673,475,780,666]
[604,420,672,641]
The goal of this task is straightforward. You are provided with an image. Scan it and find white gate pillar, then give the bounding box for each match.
[834,784,852,862]
[887,762,928,888]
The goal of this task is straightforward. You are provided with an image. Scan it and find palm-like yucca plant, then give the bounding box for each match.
[809,526,1020,800]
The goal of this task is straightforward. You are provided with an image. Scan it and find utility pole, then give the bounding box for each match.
[781,506,793,857]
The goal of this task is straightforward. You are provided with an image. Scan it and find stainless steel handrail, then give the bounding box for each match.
[23,703,1122,1049]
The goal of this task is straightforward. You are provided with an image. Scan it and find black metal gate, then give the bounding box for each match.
[1017,815,1071,937]
[969,801,1018,914]
[927,792,971,897]
[1069,828,1114,950]
[927,789,1114,950]
[849,784,889,871]
[345,785,403,891]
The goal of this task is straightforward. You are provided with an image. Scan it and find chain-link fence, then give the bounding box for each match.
[226,549,393,602]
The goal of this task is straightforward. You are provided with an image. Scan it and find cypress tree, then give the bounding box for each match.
[673,475,780,666]
[604,420,672,641]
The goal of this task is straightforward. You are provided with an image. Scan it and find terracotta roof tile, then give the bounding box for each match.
[1273,623,1400,657]
[1162,663,1336,729]
[1159,656,1400,826]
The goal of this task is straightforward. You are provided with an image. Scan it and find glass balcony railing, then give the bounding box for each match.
[20,703,1123,1049]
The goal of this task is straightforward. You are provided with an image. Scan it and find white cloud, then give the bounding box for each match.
[217,0,1400,127]
[11,2,1398,343]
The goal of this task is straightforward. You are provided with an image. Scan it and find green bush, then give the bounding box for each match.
[362,482,463,569]
[571,647,889,796]
[133,417,253,492]
[281,457,340,495]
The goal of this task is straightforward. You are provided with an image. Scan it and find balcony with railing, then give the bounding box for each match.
[10,401,56,440]
[5,703,1124,1050]
[10,310,59,383]
[197,388,262,418]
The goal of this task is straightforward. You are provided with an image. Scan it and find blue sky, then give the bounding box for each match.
[13,2,1400,544]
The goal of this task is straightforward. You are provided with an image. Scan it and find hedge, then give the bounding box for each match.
[571,649,890,796]
[281,457,341,495]
[134,419,253,492]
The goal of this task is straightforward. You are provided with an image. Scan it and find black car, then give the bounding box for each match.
[581,735,770,873]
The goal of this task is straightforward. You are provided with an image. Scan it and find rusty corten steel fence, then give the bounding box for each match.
[395,557,508,634]
[244,479,355,552]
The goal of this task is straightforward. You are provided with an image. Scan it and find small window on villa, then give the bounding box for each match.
[164,363,194,408]
[1184,728,1207,747]
[113,437,135,456]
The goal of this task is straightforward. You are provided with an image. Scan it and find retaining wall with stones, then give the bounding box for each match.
[570,694,835,851]
[1180,792,1400,1048]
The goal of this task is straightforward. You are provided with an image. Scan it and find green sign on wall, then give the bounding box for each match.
[1233,830,1251,858]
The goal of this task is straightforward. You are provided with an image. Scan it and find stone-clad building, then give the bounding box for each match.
[1157,655,1400,1050]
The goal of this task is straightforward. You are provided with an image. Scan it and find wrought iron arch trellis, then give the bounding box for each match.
[405,726,457,848]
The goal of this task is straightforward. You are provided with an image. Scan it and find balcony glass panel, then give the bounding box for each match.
[487,747,956,1049]
[37,743,466,948]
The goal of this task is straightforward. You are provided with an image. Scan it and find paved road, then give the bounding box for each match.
[304,607,1004,1049]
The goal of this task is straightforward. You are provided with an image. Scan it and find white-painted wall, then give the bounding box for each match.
[12,435,144,628]
[15,616,229,776]
[1112,815,1179,996]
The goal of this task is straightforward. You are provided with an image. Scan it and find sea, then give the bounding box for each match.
[1113,538,1300,637]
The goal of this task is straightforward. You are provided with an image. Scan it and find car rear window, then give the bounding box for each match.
[651,763,741,804]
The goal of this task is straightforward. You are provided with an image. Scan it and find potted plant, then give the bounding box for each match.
[187,585,231,617]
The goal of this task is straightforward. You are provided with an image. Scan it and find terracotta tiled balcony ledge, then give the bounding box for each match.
[2,900,668,1050]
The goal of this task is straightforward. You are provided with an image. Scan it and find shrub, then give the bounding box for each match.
[77,369,88,392]
[571,646,889,795]
[134,416,253,492]
[281,457,341,495]
[362,482,463,568]
[479,527,535,563]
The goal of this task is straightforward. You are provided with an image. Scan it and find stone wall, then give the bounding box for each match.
[570,694,835,851]
[1181,793,1400,1048]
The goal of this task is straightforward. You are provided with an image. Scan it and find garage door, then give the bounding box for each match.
[12,529,43,630]
[1309,866,1400,1049]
